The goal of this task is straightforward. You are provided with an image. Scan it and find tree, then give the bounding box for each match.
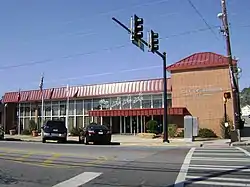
[240,87,250,107]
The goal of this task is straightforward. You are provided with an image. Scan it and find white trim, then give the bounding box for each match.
[174,148,195,187]
[52,172,102,187]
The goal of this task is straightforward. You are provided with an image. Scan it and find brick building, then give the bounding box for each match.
[1,52,236,136]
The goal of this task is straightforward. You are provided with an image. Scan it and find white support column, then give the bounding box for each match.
[82,100,85,128]
[120,116,122,134]
[136,115,139,133]
[110,116,112,133]
[123,117,126,134]
[140,115,143,133]
[130,116,133,134]
[74,100,76,128]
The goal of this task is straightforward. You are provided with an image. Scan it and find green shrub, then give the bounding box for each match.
[146,120,158,134]
[198,128,217,138]
[22,129,31,135]
[168,124,178,138]
[70,127,82,136]
[29,120,37,131]
[176,130,184,138]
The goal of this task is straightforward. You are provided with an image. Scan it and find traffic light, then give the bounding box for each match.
[133,14,144,39]
[149,30,159,53]
[223,91,231,102]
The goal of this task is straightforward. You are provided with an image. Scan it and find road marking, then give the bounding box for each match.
[186,176,250,182]
[193,152,244,156]
[188,166,250,171]
[13,152,34,161]
[52,172,102,187]
[191,157,250,162]
[185,180,250,186]
[42,153,61,165]
[174,147,195,187]
[236,147,250,156]
[190,164,247,168]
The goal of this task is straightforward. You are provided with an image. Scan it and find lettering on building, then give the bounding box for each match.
[99,93,143,109]
[181,86,223,96]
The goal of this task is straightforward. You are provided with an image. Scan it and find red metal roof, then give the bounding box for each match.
[166,52,237,72]
[2,78,172,103]
[3,92,19,103]
[88,107,190,117]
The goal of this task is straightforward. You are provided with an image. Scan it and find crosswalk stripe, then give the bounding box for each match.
[188,166,250,171]
[52,172,102,187]
[186,176,250,182]
[193,152,244,156]
[189,164,247,168]
[185,180,250,186]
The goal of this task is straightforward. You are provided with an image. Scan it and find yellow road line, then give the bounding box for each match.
[13,152,34,162]
[42,153,61,166]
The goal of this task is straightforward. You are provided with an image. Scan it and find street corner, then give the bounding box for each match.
[230,141,250,147]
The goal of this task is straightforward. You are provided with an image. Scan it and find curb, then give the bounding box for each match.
[230,142,250,146]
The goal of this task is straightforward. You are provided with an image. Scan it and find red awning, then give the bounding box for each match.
[88,107,189,117]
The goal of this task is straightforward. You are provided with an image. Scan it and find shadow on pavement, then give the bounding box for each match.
[2,138,22,141]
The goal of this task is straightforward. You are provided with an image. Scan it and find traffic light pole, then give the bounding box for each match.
[220,0,242,141]
[112,17,169,143]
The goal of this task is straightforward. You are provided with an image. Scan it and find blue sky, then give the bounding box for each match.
[0,0,249,95]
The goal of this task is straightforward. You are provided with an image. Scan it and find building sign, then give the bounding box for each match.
[181,86,223,96]
[99,93,143,109]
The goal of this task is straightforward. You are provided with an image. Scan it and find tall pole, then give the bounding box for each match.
[162,52,169,143]
[66,84,69,130]
[18,89,21,135]
[40,73,44,126]
[220,0,241,140]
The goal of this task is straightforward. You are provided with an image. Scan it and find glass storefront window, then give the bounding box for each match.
[110,97,121,109]
[31,104,36,116]
[52,104,59,116]
[59,101,66,116]
[131,95,141,109]
[24,118,30,130]
[20,107,24,117]
[76,116,83,128]
[68,101,74,115]
[76,101,83,115]
[121,96,131,109]
[142,95,151,108]
[24,104,30,116]
[93,99,101,110]
[84,99,92,115]
[152,94,162,108]
[84,116,91,127]
[45,105,52,116]
[68,116,74,132]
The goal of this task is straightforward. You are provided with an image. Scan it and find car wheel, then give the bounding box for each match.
[42,138,46,143]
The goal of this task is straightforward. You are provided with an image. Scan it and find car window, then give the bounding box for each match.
[45,121,66,129]
[87,125,109,130]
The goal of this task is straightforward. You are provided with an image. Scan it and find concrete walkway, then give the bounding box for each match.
[2,134,236,147]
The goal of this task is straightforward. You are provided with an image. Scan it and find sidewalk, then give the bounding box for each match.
[230,137,250,146]
[1,134,222,147]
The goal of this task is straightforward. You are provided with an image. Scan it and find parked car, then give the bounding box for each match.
[79,123,111,145]
[41,120,67,143]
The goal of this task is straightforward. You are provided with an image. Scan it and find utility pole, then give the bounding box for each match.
[112,16,169,143]
[219,0,244,141]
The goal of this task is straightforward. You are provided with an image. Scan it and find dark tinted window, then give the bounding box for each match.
[87,124,109,130]
[45,120,66,129]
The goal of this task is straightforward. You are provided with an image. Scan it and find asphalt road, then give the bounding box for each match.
[0,141,189,187]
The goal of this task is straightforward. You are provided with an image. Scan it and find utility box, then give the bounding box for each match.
[184,115,199,142]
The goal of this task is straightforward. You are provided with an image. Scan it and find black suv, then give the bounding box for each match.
[41,120,67,143]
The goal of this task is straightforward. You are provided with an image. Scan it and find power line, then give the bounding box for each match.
[59,0,172,26]
[187,0,221,41]
[1,24,249,71]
